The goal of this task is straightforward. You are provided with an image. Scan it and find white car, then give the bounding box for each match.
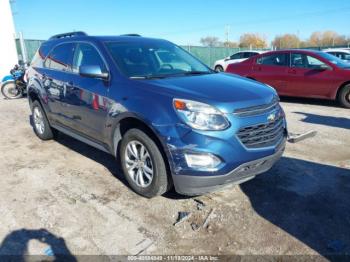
[323,48,350,63]
[214,50,265,72]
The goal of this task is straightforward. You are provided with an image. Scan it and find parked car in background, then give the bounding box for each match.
[26,32,287,198]
[226,49,350,108]
[214,50,265,72]
[323,48,350,63]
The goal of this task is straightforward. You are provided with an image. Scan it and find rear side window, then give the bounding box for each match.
[44,43,74,71]
[257,53,289,66]
[72,43,106,73]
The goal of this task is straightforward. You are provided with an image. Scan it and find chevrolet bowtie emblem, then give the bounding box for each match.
[267,113,276,122]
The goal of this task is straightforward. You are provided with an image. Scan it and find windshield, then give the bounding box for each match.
[105,40,212,78]
[317,52,350,68]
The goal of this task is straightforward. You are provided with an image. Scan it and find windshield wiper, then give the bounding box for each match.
[183,70,213,75]
[130,75,167,80]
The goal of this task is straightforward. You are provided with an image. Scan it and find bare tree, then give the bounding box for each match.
[200,36,220,47]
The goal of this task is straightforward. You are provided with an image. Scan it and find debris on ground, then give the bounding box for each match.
[173,212,191,226]
[191,223,200,231]
[202,208,215,229]
[327,240,346,253]
[193,198,206,210]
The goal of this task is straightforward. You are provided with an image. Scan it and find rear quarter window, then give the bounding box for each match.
[31,43,52,68]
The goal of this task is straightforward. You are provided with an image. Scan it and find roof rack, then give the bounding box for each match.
[120,34,141,37]
[49,31,87,40]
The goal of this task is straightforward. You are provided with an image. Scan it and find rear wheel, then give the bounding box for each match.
[1,81,23,99]
[338,84,350,108]
[215,65,224,72]
[31,101,55,140]
[120,128,169,198]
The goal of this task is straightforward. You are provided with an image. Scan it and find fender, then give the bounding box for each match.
[108,111,178,177]
[1,75,14,83]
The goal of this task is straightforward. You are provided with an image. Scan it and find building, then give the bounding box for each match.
[0,0,18,78]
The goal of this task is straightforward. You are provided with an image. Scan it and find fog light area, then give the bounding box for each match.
[184,153,221,170]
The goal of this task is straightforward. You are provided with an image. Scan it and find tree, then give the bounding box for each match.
[272,34,300,49]
[200,36,220,47]
[239,33,267,49]
[308,31,347,47]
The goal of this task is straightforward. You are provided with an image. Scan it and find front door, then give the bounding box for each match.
[287,52,335,98]
[63,42,111,142]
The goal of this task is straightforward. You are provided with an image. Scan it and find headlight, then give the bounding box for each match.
[173,99,230,131]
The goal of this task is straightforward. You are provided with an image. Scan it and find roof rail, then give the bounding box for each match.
[120,34,141,37]
[49,31,87,40]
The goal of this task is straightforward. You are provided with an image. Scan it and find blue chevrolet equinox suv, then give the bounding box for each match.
[27,32,287,197]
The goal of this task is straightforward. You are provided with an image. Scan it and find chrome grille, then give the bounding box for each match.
[237,116,285,148]
[233,97,279,117]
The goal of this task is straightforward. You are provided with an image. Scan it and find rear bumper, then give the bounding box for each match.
[172,140,285,195]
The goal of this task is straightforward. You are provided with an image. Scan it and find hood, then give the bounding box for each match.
[138,73,277,113]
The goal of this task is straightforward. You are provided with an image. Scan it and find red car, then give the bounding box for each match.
[226,49,350,108]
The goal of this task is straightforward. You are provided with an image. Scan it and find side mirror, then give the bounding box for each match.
[79,65,109,80]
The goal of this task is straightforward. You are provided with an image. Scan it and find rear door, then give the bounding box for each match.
[41,43,75,126]
[287,52,335,98]
[251,52,290,94]
[63,42,111,141]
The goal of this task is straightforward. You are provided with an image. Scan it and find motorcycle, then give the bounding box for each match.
[1,64,28,99]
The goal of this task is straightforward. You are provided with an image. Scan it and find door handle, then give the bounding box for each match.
[288,69,297,74]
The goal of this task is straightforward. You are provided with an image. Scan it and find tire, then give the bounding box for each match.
[338,84,350,108]
[120,128,169,198]
[1,81,23,99]
[31,101,55,140]
[215,65,224,72]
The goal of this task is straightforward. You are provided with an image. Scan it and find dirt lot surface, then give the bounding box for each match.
[0,96,349,259]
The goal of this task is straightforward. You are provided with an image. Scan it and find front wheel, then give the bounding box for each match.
[338,84,350,108]
[1,81,23,99]
[215,65,224,72]
[120,128,170,198]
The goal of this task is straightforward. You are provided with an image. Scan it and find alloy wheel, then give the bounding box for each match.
[33,107,45,135]
[124,140,154,188]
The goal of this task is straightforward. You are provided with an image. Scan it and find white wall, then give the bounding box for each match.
[0,0,18,78]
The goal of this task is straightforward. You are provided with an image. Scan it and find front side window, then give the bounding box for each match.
[72,43,106,73]
[230,53,242,60]
[105,41,211,78]
[257,53,288,67]
[243,52,257,58]
[291,53,326,69]
[339,53,350,61]
[44,43,74,71]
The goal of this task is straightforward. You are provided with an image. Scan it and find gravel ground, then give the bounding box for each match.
[0,95,349,260]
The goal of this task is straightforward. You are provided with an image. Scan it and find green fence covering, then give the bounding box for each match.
[17,39,349,68]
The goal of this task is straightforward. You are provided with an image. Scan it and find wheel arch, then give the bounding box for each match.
[335,81,350,100]
[111,115,174,183]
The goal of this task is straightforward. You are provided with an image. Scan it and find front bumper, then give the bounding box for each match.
[172,139,285,195]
